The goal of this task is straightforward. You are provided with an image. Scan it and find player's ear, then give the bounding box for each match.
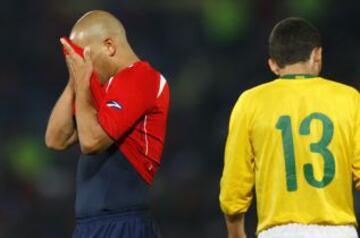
[268,58,280,76]
[309,47,322,64]
[313,47,322,63]
[104,38,116,57]
[310,47,322,75]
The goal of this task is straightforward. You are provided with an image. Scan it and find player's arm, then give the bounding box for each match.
[45,78,78,150]
[219,92,255,238]
[351,92,360,189]
[225,214,246,238]
[74,81,113,154]
[61,39,157,154]
[60,39,112,154]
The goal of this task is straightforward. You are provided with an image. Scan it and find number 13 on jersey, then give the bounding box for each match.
[276,112,335,192]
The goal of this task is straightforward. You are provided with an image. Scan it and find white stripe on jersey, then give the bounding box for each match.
[105,77,114,93]
[143,115,149,156]
[157,75,167,98]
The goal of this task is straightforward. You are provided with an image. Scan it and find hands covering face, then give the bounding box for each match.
[61,38,93,91]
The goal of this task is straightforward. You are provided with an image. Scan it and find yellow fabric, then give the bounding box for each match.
[220,77,360,233]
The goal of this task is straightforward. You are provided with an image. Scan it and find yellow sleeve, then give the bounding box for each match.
[352,92,360,189]
[220,91,255,215]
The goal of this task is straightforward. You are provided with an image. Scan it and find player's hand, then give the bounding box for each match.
[65,57,76,91]
[60,38,93,91]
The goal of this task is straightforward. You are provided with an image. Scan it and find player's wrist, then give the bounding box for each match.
[68,75,75,86]
[75,79,90,92]
[65,81,76,97]
[66,79,74,89]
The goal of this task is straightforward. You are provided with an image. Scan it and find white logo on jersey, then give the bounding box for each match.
[106,100,122,110]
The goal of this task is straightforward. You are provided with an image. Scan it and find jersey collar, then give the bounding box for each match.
[279,74,318,80]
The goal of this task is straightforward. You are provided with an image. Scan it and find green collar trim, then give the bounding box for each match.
[280,74,318,80]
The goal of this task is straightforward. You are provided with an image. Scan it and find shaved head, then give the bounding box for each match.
[67,10,138,83]
[70,10,127,46]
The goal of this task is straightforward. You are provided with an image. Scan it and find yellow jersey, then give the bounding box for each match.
[219,75,360,233]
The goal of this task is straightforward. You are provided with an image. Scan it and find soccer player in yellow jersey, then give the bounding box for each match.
[219,17,360,238]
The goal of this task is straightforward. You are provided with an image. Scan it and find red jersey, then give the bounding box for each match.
[63,38,170,184]
[96,61,170,184]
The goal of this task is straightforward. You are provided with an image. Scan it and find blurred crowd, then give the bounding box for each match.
[0,0,360,237]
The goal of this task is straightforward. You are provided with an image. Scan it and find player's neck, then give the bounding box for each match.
[97,52,139,85]
[114,51,140,74]
[278,63,318,77]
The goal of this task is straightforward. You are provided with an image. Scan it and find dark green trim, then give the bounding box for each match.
[280,74,318,80]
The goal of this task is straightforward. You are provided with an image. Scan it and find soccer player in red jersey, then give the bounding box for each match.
[45,10,169,238]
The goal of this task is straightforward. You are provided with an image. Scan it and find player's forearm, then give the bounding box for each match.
[75,86,112,154]
[45,82,77,150]
[225,214,247,238]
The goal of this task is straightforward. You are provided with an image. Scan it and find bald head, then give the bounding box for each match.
[66,10,138,83]
[70,10,127,47]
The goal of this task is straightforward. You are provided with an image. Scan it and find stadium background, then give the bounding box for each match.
[0,0,359,237]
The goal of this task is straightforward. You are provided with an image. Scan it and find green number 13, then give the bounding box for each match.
[276,113,335,192]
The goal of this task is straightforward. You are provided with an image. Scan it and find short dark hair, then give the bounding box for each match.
[269,17,322,68]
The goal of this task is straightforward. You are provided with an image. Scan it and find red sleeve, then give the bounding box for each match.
[97,65,159,140]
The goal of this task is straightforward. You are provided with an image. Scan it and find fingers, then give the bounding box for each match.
[83,47,94,74]
[64,53,74,68]
[65,56,72,68]
[83,47,91,64]
[60,38,83,63]
[65,57,75,77]
[60,38,75,57]
[60,39,93,86]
